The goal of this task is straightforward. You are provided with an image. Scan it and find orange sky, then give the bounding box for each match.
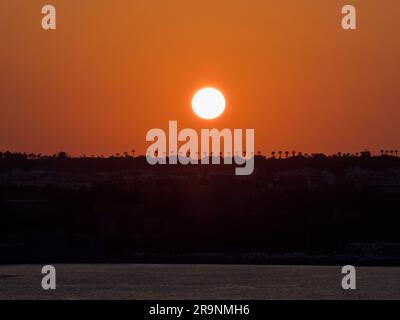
[1,0,399,156]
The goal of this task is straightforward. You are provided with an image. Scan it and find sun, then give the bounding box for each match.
[192,87,226,120]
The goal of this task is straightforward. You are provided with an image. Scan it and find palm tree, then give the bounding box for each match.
[395,150,399,158]
[292,151,296,158]
[131,149,135,158]
[285,151,289,158]
[278,151,283,159]
[57,151,68,159]
[271,151,276,159]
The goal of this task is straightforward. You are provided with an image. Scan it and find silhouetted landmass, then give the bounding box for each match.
[0,151,400,265]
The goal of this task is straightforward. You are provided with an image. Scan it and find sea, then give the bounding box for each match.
[0,264,399,300]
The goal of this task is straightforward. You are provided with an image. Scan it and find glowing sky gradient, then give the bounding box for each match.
[1,0,399,156]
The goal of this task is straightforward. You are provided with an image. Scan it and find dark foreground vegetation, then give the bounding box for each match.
[0,151,400,264]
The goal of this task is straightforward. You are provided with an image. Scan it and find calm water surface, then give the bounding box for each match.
[0,264,399,300]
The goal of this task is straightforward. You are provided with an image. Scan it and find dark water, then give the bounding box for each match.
[0,264,399,300]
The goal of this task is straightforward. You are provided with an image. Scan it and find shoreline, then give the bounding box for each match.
[1,252,400,266]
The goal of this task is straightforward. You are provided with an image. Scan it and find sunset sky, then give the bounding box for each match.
[1,0,399,156]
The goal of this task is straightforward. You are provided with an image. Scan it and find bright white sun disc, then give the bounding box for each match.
[192,88,226,120]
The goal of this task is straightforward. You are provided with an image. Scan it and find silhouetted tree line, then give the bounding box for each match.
[0,150,399,264]
[2,149,399,161]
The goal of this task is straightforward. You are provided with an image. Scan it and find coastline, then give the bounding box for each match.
[1,252,400,266]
